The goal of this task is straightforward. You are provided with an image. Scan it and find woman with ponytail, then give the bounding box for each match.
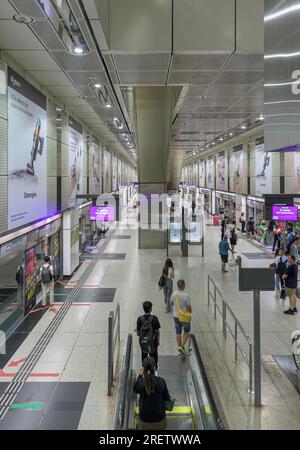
[133,356,171,430]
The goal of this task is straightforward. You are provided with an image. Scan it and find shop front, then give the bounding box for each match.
[246,196,265,228]
[199,188,212,214]
[215,191,236,222]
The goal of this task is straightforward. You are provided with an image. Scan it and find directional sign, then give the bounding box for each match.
[11,401,44,412]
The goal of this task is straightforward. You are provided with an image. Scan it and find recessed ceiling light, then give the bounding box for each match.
[259,113,264,121]
[94,83,101,88]
[219,137,223,141]
[106,103,112,108]
[13,14,34,24]
[229,132,234,136]
[241,124,247,130]
[74,46,84,54]
[56,107,62,112]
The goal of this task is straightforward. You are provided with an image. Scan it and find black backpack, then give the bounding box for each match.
[231,227,237,241]
[41,264,53,284]
[276,256,287,277]
[139,316,155,354]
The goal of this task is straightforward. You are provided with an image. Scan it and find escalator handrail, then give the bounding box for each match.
[114,333,133,430]
[190,334,224,430]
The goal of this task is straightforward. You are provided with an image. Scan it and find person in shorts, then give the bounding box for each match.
[282,255,298,315]
[170,280,192,355]
[219,235,231,273]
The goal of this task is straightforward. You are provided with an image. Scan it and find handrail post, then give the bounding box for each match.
[248,343,254,394]
[117,303,121,343]
[234,321,238,362]
[207,276,210,306]
[222,300,226,339]
[108,311,114,396]
[213,284,217,319]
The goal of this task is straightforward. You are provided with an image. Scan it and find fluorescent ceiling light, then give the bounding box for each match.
[264,4,300,22]
[229,132,234,136]
[94,83,101,88]
[265,100,300,105]
[106,103,112,108]
[74,46,84,54]
[264,81,298,87]
[241,125,247,129]
[265,51,300,59]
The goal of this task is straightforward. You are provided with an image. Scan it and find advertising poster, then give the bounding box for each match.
[69,117,84,207]
[293,152,300,193]
[118,158,122,188]
[199,161,205,187]
[51,231,60,280]
[90,135,101,195]
[192,163,198,186]
[216,153,226,191]
[24,246,36,314]
[112,155,118,191]
[206,158,215,189]
[103,148,111,192]
[232,145,243,193]
[256,137,272,196]
[7,67,47,230]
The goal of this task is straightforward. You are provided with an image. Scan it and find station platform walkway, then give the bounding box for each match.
[0,212,300,430]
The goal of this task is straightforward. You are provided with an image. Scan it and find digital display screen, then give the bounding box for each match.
[272,205,298,221]
[90,206,115,222]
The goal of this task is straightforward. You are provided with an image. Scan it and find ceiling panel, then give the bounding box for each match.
[9,0,47,19]
[65,70,107,85]
[206,84,258,97]
[49,85,81,97]
[113,54,170,71]
[0,21,44,50]
[215,71,263,85]
[171,54,229,71]
[168,71,216,85]
[28,70,72,86]
[6,49,60,70]
[52,50,101,71]
[30,21,65,51]
[224,53,263,71]
[118,71,167,85]
[58,97,90,106]
[187,85,209,97]
[0,1,16,18]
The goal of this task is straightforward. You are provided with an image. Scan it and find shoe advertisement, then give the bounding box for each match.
[69,116,83,208]
[112,155,118,191]
[103,148,112,193]
[256,137,272,196]
[232,145,244,193]
[7,67,47,230]
[199,161,205,187]
[216,153,226,190]
[206,158,215,189]
[90,135,101,195]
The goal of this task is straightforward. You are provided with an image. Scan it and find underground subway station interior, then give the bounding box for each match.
[0,0,300,438]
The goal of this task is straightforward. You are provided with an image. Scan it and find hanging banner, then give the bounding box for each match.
[199,161,205,187]
[7,67,47,230]
[69,117,83,207]
[232,145,243,193]
[112,155,118,191]
[103,148,111,192]
[255,137,272,196]
[216,153,226,190]
[90,135,101,195]
[24,246,36,315]
[206,158,215,189]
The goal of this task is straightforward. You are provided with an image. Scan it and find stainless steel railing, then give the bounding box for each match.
[108,302,121,395]
[207,275,253,394]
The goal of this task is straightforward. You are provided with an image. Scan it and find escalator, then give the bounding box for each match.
[114,334,224,430]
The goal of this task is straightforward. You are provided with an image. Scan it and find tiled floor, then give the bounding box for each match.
[1,207,300,430]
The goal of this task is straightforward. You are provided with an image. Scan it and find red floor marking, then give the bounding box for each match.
[49,308,59,314]
[0,369,60,378]
[8,358,27,367]
[28,306,49,315]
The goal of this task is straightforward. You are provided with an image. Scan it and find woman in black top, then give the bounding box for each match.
[133,357,170,430]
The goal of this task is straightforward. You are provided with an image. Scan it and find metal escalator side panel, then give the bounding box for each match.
[114,334,133,430]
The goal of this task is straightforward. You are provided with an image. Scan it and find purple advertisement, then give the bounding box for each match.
[272,205,298,221]
[90,206,116,222]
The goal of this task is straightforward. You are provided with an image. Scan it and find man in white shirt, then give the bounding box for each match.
[40,256,54,306]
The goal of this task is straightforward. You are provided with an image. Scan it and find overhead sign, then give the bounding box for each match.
[90,206,115,222]
[272,205,298,221]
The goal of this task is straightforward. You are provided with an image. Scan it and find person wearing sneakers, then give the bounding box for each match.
[219,235,231,273]
[170,279,192,356]
[282,255,298,315]
[40,256,54,307]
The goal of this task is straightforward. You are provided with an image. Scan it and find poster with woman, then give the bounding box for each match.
[232,145,243,193]
[256,137,272,196]
[69,117,84,207]
[103,148,111,193]
[216,153,226,190]
[112,155,118,191]
[206,158,215,189]
[90,135,101,195]
[199,161,205,187]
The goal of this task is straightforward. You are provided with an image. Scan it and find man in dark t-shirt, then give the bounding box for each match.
[283,255,298,315]
[136,301,161,367]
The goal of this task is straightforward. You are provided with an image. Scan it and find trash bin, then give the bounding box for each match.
[213,215,219,225]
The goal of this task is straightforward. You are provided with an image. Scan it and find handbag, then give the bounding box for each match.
[158,275,166,288]
[176,295,191,323]
[164,397,176,411]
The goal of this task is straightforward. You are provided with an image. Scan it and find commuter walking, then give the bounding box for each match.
[219,235,231,273]
[272,223,283,252]
[289,237,300,262]
[133,356,171,430]
[258,221,267,247]
[136,301,160,368]
[170,280,192,355]
[161,258,175,313]
[226,220,238,253]
[221,216,227,240]
[274,249,288,295]
[282,255,298,315]
[40,256,54,306]
[286,227,297,254]
[191,200,196,215]
[247,216,255,238]
[239,212,246,234]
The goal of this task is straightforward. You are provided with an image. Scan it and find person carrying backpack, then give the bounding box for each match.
[287,228,297,254]
[274,249,288,296]
[40,256,54,307]
[136,301,161,368]
[225,220,238,253]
